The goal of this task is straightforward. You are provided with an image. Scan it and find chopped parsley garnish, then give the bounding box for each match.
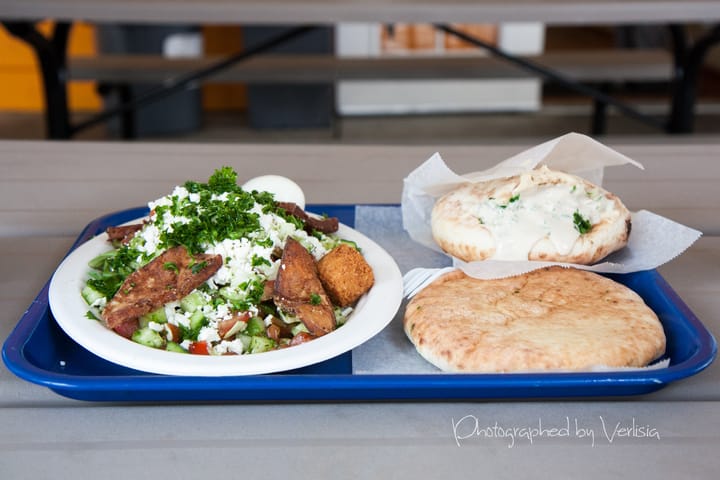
[86,247,141,298]
[85,167,344,356]
[190,260,208,274]
[251,255,271,268]
[163,262,179,273]
[573,211,592,234]
[255,237,274,248]
[186,166,241,195]
[498,195,520,209]
[155,192,260,255]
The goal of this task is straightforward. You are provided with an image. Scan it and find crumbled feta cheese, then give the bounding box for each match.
[91,297,107,309]
[168,307,190,328]
[211,192,229,202]
[171,185,190,200]
[136,224,161,255]
[161,211,191,230]
[148,195,172,211]
[212,338,245,355]
[225,339,245,355]
[88,169,346,357]
[198,326,221,343]
[203,303,231,323]
[148,321,165,332]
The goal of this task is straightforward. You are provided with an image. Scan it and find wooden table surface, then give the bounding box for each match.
[1,139,719,479]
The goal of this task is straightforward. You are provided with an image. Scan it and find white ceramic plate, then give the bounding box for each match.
[49,220,403,376]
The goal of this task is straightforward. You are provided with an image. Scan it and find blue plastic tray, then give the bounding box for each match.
[3,205,717,402]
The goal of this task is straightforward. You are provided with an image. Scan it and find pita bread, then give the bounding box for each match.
[430,166,631,264]
[403,267,666,373]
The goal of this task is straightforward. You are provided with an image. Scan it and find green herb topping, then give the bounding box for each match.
[84,166,344,356]
[163,262,179,273]
[498,194,520,209]
[573,211,592,234]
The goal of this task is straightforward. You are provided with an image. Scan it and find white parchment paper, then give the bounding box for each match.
[351,134,697,374]
[352,205,670,375]
[401,132,702,280]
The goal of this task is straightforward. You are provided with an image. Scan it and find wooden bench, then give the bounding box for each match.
[67,49,674,136]
[69,49,672,84]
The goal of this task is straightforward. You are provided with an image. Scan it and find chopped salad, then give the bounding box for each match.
[81,167,361,356]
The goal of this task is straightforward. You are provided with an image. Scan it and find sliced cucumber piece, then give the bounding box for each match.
[189,310,206,331]
[87,250,116,269]
[248,336,277,354]
[131,327,165,349]
[81,285,105,306]
[165,341,187,353]
[290,322,309,336]
[180,291,206,313]
[139,307,167,327]
[245,316,266,337]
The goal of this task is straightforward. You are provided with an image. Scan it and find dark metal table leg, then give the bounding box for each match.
[2,21,72,139]
[70,25,317,136]
[117,84,137,139]
[2,22,316,139]
[667,24,720,134]
[435,23,666,134]
[592,99,608,136]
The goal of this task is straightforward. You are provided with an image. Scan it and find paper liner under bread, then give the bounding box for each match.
[401,132,702,281]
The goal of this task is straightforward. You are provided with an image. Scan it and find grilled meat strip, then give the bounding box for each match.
[276,202,339,234]
[106,224,143,245]
[273,238,336,337]
[102,246,222,337]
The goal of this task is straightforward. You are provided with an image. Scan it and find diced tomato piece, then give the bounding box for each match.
[165,323,181,342]
[217,312,251,338]
[188,341,210,355]
[217,319,238,338]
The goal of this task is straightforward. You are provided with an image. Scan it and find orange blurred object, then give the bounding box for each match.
[381,23,497,54]
[201,25,247,111]
[0,21,101,112]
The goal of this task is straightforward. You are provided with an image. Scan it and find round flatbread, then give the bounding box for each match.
[430,166,631,264]
[403,267,666,373]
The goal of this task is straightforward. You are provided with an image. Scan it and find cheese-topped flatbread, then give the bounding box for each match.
[430,166,631,264]
[403,267,666,373]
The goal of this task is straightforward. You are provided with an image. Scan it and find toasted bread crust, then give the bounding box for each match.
[403,267,666,372]
[431,167,631,264]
